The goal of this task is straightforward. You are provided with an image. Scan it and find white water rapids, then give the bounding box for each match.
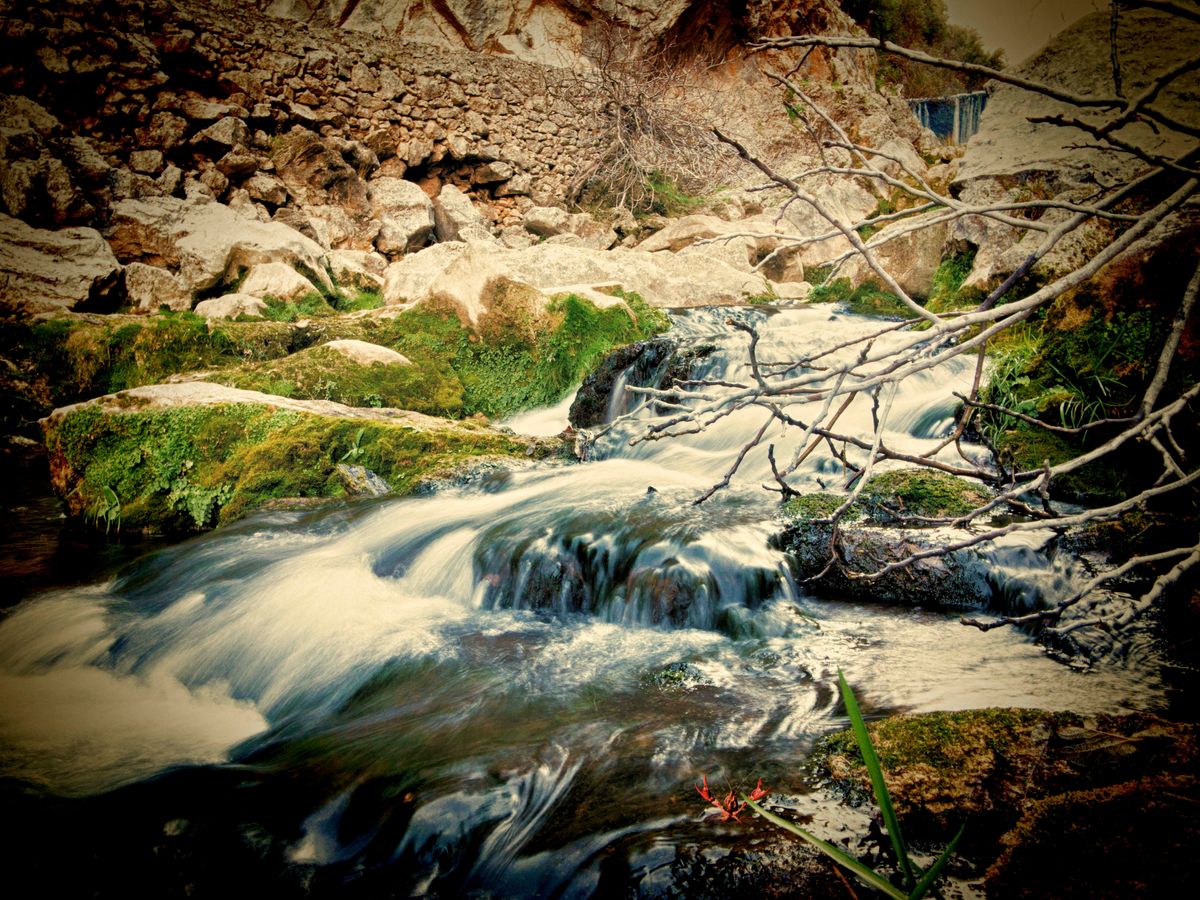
[0,305,1168,896]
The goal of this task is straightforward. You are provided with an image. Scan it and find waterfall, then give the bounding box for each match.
[910,90,988,143]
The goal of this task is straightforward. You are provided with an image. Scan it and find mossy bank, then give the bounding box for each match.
[42,384,570,534]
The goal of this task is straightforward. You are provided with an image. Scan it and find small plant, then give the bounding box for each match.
[745,671,964,899]
[339,427,367,463]
[88,485,122,534]
[695,775,769,822]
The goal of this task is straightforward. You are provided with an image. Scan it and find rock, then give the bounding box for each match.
[336,463,391,497]
[837,215,950,298]
[0,213,122,313]
[271,128,369,211]
[523,205,570,237]
[873,137,928,179]
[239,261,318,302]
[106,197,332,296]
[123,262,192,313]
[322,339,410,366]
[434,184,494,243]
[244,173,289,206]
[191,116,249,149]
[199,167,230,199]
[327,249,387,292]
[369,177,435,256]
[129,150,164,175]
[216,151,261,180]
[178,97,244,121]
[0,96,94,225]
[781,176,878,266]
[41,381,563,532]
[193,292,268,319]
[568,337,677,428]
[637,214,731,252]
[472,160,514,184]
[382,240,773,309]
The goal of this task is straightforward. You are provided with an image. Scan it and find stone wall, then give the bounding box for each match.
[0,0,609,224]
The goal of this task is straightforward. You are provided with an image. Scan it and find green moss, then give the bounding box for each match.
[332,289,384,313]
[45,401,560,533]
[216,344,463,415]
[261,292,337,322]
[859,468,990,519]
[782,492,862,522]
[804,264,833,287]
[807,278,910,317]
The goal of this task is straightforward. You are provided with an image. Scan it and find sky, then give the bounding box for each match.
[945,0,1108,65]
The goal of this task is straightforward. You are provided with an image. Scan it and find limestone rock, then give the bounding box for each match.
[328,249,387,292]
[193,292,268,319]
[245,173,289,206]
[106,196,331,296]
[523,206,570,237]
[369,177,435,256]
[271,128,369,211]
[434,184,494,243]
[191,116,249,149]
[336,463,392,497]
[123,262,192,313]
[321,339,411,366]
[0,213,122,313]
[0,95,96,225]
[240,261,318,301]
[837,215,951,298]
[382,240,772,310]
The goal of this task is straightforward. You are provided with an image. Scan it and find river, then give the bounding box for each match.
[0,305,1169,896]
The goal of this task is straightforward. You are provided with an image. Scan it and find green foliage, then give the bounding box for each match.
[747,671,963,899]
[923,247,979,313]
[87,485,122,534]
[805,264,834,286]
[644,170,706,217]
[808,278,910,316]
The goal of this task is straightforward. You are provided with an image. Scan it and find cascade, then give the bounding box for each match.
[0,307,1166,896]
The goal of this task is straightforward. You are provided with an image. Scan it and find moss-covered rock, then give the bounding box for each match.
[774,473,995,607]
[858,468,991,521]
[810,708,1199,895]
[42,383,569,534]
[210,342,462,415]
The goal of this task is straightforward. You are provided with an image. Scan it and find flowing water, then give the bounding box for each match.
[0,306,1169,896]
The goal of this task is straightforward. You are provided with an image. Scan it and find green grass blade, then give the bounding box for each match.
[744,797,908,900]
[838,668,915,888]
[907,823,965,900]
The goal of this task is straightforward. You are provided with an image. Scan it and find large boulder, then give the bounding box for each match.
[123,262,192,313]
[434,184,494,243]
[270,128,369,211]
[836,215,951,298]
[327,249,387,292]
[369,177,436,256]
[105,197,332,296]
[239,261,319,302]
[0,213,122,313]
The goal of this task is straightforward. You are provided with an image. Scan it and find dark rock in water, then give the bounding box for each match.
[336,463,391,497]
[569,337,676,428]
[774,520,992,609]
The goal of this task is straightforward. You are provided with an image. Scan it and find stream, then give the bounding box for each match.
[0,306,1170,896]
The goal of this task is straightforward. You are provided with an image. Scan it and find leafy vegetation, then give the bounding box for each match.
[260,292,338,322]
